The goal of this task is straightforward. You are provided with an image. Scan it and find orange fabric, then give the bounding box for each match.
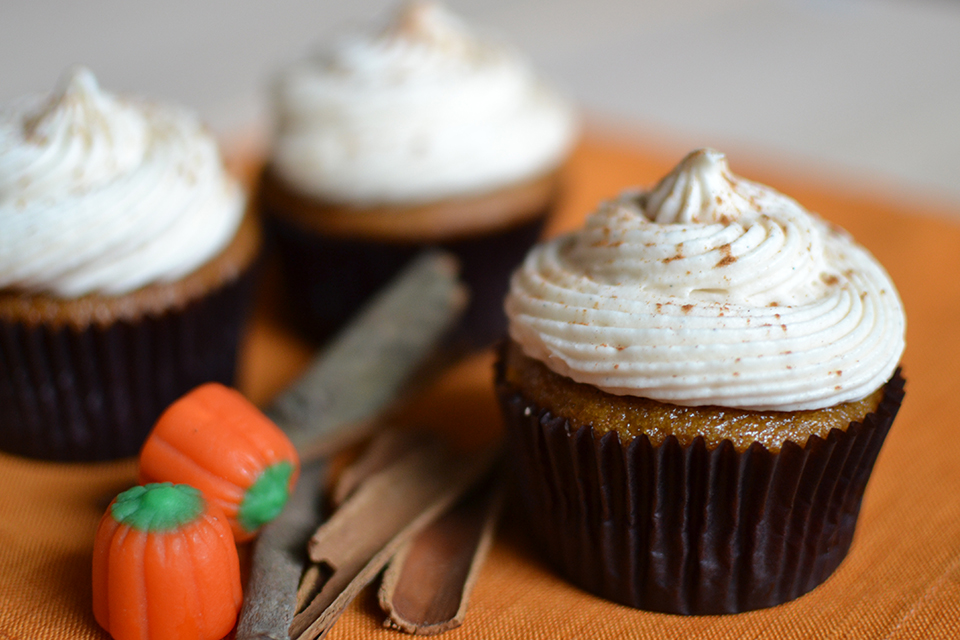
[3,136,960,639]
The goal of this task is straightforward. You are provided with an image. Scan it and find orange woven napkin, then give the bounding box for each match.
[3,137,959,640]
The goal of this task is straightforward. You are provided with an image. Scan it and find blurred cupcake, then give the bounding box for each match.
[260,0,578,344]
[0,68,261,461]
[497,149,906,613]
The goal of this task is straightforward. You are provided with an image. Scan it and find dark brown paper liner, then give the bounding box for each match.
[0,264,259,461]
[264,211,547,348]
[496,368,905,614]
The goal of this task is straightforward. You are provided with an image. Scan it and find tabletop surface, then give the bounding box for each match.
[2,136,959,640]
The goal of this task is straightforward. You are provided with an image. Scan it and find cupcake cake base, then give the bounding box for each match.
[496,354,905,614]
[0,213,261,461]
[260,167,558,346]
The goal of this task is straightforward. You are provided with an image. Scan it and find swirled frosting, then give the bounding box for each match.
[271,0,578,205]
[0,68,245,297]
[506,149,906,411]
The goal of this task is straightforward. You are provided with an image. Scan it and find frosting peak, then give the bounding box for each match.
[0,68,245,297]
[506,150,906,411]
[25,67,104,139]
[381,1,473,53]
[271,1,578,205]
[644,148,757,225]
[12,68,147,200]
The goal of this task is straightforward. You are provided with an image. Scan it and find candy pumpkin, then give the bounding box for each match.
[138,382,300,542]
[92,483,242,640]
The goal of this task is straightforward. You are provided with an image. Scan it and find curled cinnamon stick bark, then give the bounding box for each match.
[379,474,504,635]
[290,436,499,640]
[332,429,432,507]
[237,251,467,640]
[236,462,325,640]
[266,251,468,459]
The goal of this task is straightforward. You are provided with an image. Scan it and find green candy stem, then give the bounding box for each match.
[237,461,294,534]
[111,483,204,532]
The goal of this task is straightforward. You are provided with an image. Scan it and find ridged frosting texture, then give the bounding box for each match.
[0,68,245,297]
[271,0,577,205]
[506,149,906,411]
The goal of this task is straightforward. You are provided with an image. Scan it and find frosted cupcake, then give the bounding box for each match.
[260,0,578,343]
[497,149,906,613]
[0,68,261,461]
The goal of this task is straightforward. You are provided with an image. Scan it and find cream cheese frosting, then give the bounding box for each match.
[0,68,245,298]
[271,0,578,205]
[506,149,906,411]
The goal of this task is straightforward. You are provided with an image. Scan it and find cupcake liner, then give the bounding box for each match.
[0,265,259,461]
[267,212,547,347]
[497,369,905,614]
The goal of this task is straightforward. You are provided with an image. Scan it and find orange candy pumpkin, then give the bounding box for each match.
[92,483,242,640]
[138,383,300,543]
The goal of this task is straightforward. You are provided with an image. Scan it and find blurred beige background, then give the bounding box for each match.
[3,0,959,208]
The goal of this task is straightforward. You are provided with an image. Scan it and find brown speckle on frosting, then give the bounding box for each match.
[662,243,685,264]
[715,243,736,268]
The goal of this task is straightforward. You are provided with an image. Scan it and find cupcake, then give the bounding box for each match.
[260,0,578,344]
[0,68,261,461]
[497,149,906,613]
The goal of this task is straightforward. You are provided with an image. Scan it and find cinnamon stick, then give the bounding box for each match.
[379,474,504,635]
[237,251,466,640]
[331,429,432,507]
[289,436,499,640]
[236,462,325,640]
[266,251,468,458]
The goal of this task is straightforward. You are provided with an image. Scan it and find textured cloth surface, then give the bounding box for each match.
[2,137,959,639]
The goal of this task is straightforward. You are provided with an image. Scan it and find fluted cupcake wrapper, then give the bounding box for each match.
[497,370,905,614]
[267,213,547,347]
[0,267,258,462]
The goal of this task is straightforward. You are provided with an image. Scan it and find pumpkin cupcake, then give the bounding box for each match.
[497,149,906,613]
[260,0,578,344]
[0,68,261,461]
